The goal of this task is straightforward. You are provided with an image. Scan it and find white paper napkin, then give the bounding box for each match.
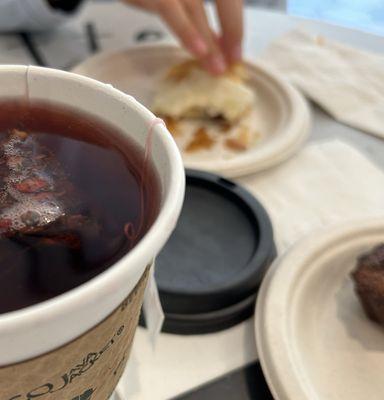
[239,139,384,252]
[117,139,384,400]
[260,30,384,139]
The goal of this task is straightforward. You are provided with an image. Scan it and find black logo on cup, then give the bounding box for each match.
[7,326,124,400]
[71,388,94,400]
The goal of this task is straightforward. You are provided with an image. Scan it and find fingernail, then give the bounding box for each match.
[210,54,227,74]
[230,44,242,63]
[191,38,208,57]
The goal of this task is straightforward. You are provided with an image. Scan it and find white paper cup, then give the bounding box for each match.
[0,66,185,399]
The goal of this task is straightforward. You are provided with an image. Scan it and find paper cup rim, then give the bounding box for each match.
[0,66,185,358]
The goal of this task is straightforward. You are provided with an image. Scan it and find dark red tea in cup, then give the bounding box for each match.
[0,100,160,314]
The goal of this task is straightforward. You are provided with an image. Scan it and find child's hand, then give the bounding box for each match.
[123,0,243,74]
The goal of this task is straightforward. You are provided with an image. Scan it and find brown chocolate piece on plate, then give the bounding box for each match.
[351,243,384,326]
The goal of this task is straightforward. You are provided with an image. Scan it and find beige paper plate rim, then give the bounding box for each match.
[255,218,384,400]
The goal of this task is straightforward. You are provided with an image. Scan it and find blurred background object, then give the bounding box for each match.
[0,0,382,70]
[94,0,383,35]
[288,0,384,35]
[245,0,383,35]
[242,0,286,9]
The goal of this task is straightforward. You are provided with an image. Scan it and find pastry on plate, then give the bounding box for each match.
[152,60,255,124]
[152,60,260,155]
[351,243,384,326]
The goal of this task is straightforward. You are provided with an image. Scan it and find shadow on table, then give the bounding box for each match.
[173,362,274,400]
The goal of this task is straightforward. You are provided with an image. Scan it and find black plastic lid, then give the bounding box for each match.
[146,169,276,334]
[163,292,258,335]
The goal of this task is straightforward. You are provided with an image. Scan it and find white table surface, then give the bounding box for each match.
[0,3,383,400]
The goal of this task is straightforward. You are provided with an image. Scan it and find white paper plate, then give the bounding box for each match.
[256,219,384,400]
[72,44,311,177]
